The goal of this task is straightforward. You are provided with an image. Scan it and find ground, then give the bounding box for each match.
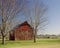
[0,39,60,48]
[11,43,60,48]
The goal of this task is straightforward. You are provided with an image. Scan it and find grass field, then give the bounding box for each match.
[0,39,60,48]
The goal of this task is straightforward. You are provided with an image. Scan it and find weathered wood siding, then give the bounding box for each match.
[9,21,33,40]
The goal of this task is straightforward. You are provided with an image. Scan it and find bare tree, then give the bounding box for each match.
[23,0,47,43]
[0,0,27,44]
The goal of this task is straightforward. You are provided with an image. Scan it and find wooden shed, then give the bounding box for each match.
[9,21,33,40]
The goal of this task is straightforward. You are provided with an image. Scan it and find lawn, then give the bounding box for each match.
[0,39,60,48]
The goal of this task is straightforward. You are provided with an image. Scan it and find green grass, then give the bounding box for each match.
[0,39,60,48]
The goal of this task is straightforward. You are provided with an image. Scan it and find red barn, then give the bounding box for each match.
[9,21,33,40]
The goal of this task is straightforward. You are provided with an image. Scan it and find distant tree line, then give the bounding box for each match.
[37,34,60,39]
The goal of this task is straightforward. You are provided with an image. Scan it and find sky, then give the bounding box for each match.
[0,0,60,35]
[38,0,60,35]
[13,0,60,35]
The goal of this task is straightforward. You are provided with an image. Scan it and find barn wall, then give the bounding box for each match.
[15,24,33,40]
[9,21,33,40]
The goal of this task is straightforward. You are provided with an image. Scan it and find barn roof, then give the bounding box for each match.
[19,21,31,26]
[12,21,33,30]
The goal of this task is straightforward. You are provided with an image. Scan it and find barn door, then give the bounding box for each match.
[9,31,15,40]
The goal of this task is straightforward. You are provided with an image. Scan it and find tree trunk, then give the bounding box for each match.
[2,36,5,44]
[34,34,36,43]
[34,29,37,43]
